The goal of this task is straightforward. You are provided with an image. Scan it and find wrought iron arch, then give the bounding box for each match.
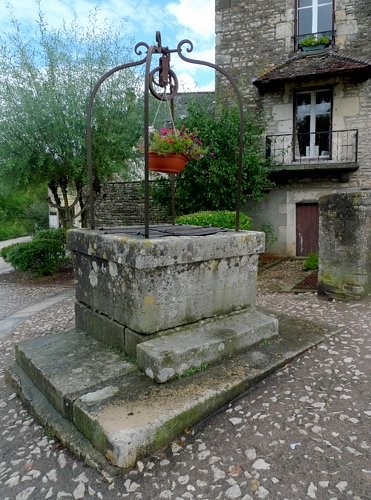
[86,32,245,237]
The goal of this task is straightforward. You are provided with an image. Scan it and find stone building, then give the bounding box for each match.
[216,0,371,256]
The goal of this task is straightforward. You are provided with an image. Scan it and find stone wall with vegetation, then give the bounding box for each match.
[318,191,371,299]
[94,181,171,227]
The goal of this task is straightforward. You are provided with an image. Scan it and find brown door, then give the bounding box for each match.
[296,203,319,256]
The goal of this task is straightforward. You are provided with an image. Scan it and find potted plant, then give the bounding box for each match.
[141,127,209,174]
[299,35,331,52]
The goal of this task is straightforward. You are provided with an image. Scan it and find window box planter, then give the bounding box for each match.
[300,43,328,52]
[299,35,331,52]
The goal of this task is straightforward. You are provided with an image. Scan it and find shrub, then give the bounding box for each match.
[34,227,66,243]
[0,228,70,276]
[176,210,251,230]
[258,223,277,250]
[0,243,20,261]
[304,252,318,271]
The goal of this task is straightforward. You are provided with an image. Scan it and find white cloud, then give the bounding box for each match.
[0,0,215,92]
[165,0,214,39]
[177,72,214,92]
[177,72,198,92]
[163,0,215,89]
[197,78,215,92]
[172,46,215,75]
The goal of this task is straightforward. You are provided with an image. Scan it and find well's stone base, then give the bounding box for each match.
[68,226,270,380]
[6,314,338,470]
[137,308,278,383]
[75,301,279,377]
[75,302,126,352]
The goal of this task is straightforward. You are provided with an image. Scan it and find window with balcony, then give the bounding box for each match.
[296,0,334,49]
[266,87,359,168]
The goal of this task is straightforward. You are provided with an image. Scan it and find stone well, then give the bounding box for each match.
[8,224,339,470]
[68,224,278,382]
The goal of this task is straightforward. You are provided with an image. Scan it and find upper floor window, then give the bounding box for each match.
[297,0,333,37]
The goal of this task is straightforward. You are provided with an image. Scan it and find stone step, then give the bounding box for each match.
[137,308,279,383]
[15,328,137,420]
[6,312,338,470]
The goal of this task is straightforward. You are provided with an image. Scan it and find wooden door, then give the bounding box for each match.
[296,203,319,256]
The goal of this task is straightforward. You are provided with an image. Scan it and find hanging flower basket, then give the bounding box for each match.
[148,152,188,174]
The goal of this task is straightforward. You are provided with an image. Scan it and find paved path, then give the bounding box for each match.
[0,236,32,250]
[0,291,74,340]
[0,260,370,499]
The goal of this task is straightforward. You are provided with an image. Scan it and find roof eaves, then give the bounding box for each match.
[253,51,371,90]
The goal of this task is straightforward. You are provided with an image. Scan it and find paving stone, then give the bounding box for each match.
[0,261,370,499]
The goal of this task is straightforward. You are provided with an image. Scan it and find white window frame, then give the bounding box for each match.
[297,0,333,35]
[295,89,332,159]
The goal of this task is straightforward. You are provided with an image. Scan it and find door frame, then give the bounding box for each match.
[295,202,319,257]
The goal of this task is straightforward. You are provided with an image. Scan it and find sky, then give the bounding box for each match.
[0,0,215,91]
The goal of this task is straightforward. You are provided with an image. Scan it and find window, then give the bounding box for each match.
[297,0,333,38]
[295,90,332,159]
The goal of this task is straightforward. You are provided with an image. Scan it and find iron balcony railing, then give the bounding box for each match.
[266,129,358,166]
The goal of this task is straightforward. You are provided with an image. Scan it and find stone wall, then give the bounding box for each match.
[94,181,171,227]
[215,0,371,91]
[318,191,371,299]
[337,0,371,55]
[215,0,294,104]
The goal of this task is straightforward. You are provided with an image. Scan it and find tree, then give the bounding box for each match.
[0,183,49,240]
[161,100,274,215]
[0,5,143,229]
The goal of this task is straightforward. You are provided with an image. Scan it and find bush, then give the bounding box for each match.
[0,243,20,261]
[34,227,66,243]
[176,210,251,230]
[258,223,277,251]
[304,252,318,271]
[0,228,70,276]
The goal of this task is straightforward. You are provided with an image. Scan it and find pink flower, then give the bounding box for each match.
[160,128,173,136]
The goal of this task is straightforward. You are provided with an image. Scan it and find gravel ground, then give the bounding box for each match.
[0,237,74,321]
[0,259,370,499]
